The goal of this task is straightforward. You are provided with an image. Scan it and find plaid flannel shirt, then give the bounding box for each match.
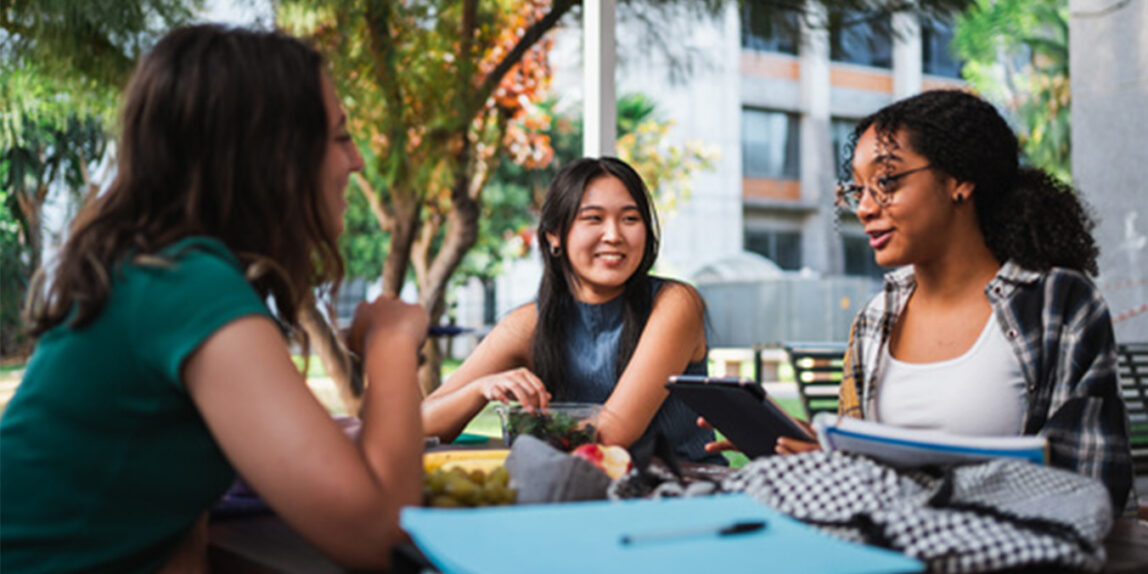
[837,261,1136,516]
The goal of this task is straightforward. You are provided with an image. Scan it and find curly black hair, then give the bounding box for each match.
[844,89,1099,276]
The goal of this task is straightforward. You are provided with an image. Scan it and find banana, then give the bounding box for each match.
[423,449,510,473]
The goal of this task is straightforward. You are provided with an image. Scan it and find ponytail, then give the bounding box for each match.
[979,168,1099,276]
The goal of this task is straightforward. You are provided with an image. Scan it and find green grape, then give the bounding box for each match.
[425,470,448,495]
[487,467,509,488]
[445,476,481,505]
[428,495,462,508]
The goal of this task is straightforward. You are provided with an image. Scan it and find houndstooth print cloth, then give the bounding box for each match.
[609,452,1113,573]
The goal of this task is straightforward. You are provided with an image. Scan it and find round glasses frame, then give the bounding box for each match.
[834,164,934,213]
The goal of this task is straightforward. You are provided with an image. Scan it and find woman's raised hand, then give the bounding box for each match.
[476,367,551,411]
[347,296,429,357]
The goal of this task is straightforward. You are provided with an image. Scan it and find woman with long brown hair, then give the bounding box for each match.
[1,25,426,571]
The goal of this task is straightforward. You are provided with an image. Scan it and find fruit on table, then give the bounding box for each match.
[571,444,633,479]
[423,449,509,473]
[423,465,516,508]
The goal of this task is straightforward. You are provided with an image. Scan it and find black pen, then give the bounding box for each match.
[619,520,767,546]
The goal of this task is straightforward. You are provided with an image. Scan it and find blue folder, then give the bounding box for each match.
[401,494,923,574]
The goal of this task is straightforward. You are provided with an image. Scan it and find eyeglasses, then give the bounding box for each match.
[835,165,935,212]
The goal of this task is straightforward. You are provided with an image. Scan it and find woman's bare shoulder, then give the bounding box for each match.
[653,280,705,315]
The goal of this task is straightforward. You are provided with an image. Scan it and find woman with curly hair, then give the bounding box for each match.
[716,89,1133,516]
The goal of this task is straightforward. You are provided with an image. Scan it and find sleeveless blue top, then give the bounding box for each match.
[561,278,725,464]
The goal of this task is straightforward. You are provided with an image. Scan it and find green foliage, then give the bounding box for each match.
[1,0,200,146]
[954,0,1071,181]
[340,181,391,280]
[0,187,30,356]
[0,0,202,358]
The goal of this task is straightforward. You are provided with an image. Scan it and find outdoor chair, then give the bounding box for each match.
[1117,343,1148,478]
[784,343,848,420]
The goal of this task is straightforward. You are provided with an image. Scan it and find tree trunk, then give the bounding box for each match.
[299,303,363,416]
[14,185,45,273]
[380,191,421,296]
[413,175,484,395]
[418,338,444,397]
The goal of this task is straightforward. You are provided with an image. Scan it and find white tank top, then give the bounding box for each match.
[876,312,1027,436]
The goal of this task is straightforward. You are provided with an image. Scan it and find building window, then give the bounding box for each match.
[482,279,497,326]
[745,230,802,271]
[829,12,892,69]
[741,6,799,55]
[842,235,888,279]
[920,17,962,78]
[742,108,801,179]
[830,118,859,180]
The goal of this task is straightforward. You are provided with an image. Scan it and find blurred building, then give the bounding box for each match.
[456,5,966,349]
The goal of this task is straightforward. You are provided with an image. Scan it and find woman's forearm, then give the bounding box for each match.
[422,381,487,442]
[358,334,424,528]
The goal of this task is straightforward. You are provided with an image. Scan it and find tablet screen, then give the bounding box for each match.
[667,376,812,459]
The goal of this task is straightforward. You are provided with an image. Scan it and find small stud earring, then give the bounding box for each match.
[550,244,562,256]
[954,194,965,205]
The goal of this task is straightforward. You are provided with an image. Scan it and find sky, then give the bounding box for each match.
[202,0,273,26]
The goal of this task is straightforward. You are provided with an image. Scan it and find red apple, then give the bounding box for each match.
[571,444,632,479]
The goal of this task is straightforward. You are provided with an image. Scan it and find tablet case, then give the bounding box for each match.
[666,376,812,459]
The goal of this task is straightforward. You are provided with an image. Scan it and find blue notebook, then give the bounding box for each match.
[401,494,923,574]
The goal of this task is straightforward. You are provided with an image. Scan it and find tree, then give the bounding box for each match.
[1,0,200,358]
[277,0,573,402]
[953,0,1071,180]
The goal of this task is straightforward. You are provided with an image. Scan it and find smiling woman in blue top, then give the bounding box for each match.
[423,157,722,464]
[1,25,428,572]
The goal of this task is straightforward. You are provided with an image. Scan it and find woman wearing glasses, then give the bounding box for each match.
[740,90,1133,516]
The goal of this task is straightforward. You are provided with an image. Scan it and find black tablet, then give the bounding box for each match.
[666,375,814,459]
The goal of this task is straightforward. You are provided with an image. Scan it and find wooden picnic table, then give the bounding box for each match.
[208,451,1148,573]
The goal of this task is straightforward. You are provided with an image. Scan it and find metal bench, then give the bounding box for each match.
[1117,342,1148,478]
[784,343,848,419]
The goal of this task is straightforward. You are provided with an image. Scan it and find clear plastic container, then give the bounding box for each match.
[496,402,601,452]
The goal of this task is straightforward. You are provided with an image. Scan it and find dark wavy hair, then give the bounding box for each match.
[844,89,1099,275]
[533,157,660,400]
[24,24,342,348]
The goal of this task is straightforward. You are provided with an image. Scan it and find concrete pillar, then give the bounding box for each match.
[891,12,922,99]
[583,0,616,157]
[1070,0,1148,341]
[798,5,838,274]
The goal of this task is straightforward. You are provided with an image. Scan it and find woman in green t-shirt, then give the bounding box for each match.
[1,25,426,572]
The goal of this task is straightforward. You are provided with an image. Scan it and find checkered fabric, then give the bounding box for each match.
[610,452,1113,573]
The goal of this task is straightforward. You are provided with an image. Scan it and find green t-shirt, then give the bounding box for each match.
[1,237,272,573]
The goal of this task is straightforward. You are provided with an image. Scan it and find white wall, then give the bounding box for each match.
[1070,0,1148,342]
